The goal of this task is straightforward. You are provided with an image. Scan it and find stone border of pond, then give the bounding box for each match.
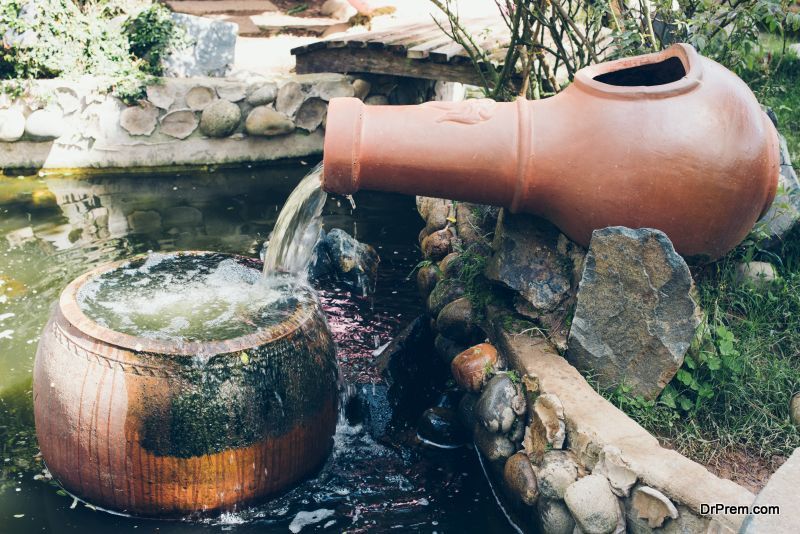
[413,191,800,533]
[0,74,454,174]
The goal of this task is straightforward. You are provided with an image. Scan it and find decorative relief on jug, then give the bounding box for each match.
[425,98,496,125]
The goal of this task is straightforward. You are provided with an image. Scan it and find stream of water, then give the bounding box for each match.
[262,164,327,277]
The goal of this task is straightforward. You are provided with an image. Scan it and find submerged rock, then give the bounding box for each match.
[199,100,241,137]
[475,374,525,434]
[564,475,620,534]
[504,452,539,505]
[567,227,700,400]
[485,211,573,313]
[450,343,498,392]
[417,406,467,448]
[316,228,379,296]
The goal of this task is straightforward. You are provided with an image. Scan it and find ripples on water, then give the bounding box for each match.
[0,167,512,533]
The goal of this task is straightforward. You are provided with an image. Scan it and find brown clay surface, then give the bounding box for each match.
[322,44,780,261]
[33,254,338,517]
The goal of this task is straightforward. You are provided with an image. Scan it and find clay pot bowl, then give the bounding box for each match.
[323,44,780,261]
[33,252,338,517]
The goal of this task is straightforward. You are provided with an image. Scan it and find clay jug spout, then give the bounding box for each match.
[322,44,779,261]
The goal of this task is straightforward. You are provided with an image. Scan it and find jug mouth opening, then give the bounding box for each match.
[593,56,686,87]
[574,43,702,99]
[58,251,308,357]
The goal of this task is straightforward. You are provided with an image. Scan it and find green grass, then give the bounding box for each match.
[601,35,800,473]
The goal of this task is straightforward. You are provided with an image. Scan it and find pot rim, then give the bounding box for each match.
[58,251,314,356]
[573,43,702,99]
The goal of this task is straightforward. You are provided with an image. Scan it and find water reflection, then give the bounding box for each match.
[0,166,512,533]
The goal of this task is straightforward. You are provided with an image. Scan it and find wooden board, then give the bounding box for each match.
[291,18,511,85]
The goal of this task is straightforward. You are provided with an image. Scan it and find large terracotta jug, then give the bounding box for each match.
[322,44,779,261]
[33,252,338,517]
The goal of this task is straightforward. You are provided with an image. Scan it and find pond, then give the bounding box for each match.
[0,164,514,533]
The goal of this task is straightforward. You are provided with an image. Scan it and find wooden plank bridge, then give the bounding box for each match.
[291,18,511,85]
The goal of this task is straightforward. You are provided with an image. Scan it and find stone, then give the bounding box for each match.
[474,423,515,462]
[186,86,217,111]
[593,446,637,497]
[216,83,247,102]
[321,0,357,19]
[246,83,278,106]
[427,278,465,317]
[322,228,380,296]
[457,392,479,429]
[457,202,497,248]
[435,334,467,366]
[451,343,498,392]
[734,261,777,288]
[127,210,162,233]
[0,109,25,142]
[485,211,573,313]
[567,227,700,400]
[436,297,482,344]
[741,448,800,533]
[146,84,175,109]
[244,106,295,137]
[757,133,800,248]
[539,498,576,534]
[160,109,199,139]
[199,100,241,138]
[422,228,454,260]
[439,253,463,278]
[537,451,579,500]
[162,13,237,77]
[25,108,65,140]
[564,475,621,534]
[295,97,327,131]
[55,87,80,114]
[475,374,525,434]
[791,392,800,429]
[417,406,467,448]
[162,206,202,227]
[631,486,678,528]
[352,79,371,100]
[424,199,454,234]
[416,264,441,299]
[117,103,158,137]
[276,81,305,117]
[365,95,389,106]
[315,79,356,101]
[504,452,539,505]
[524,393,566,461]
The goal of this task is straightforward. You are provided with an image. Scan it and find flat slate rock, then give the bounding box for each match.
[567,227,699,400]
